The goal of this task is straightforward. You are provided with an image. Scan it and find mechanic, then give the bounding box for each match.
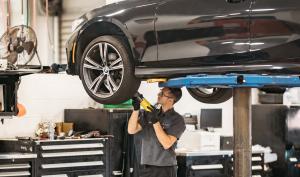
[128,87,186,177]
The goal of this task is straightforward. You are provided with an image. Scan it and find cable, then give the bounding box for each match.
[45,0,56,60]
[21,0,23,17]
[32,0,37,29]
[26,0,29,26]
[7,0,11,32]
[21,0,29,26]
[0,0,6,31]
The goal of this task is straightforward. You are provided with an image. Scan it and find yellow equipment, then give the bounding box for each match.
[133,92,155,112]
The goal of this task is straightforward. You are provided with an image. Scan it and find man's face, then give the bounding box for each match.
[157,88,175,105]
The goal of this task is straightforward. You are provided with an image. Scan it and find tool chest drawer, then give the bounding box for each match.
[228,153,265,177]
[0,158,36,177]
[40,170,105,177]
[36,138,108,177]
[177,155,230,177]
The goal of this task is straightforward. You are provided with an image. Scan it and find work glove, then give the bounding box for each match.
[132,96,141,111]
[147,108,163,124]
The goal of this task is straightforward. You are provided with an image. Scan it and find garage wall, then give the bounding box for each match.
[0,1,6,36]
[0,74,99,138]
[0,0,55,66]
[60,0,106,63]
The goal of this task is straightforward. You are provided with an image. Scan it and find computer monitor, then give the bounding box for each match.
[64,109,109,134]
[200,109,222,129]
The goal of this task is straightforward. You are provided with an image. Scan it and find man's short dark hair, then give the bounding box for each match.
[167,87,182,104]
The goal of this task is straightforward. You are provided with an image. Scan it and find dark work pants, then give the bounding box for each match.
[139,165,177,177]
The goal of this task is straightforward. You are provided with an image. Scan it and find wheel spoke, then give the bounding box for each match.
[109,58,122,68]
[85,57,102,68]
[83,64,103,71]
[89,73,105,91]
[105,78,113,94]
[93,74,105,94]
[110,64,123,70]
[107,75,118,91]
[99,43,108,65]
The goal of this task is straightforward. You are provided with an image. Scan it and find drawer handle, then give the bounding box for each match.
[42,161,104,169]
[112,171,123,175]
[252,165,263,170]
[0,171,30,177]
[42,143,104,150]
[252,157,262,161]
[42,150,104,157]
[78,175,103,177]
[232,157,262,162]
[0,154,37,160]
[0,164,30,170]
[42,175,68,177]
[289,157,298,162]
[191,164,223,170]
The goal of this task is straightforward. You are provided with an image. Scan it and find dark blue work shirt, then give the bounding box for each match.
[138,108,186,166]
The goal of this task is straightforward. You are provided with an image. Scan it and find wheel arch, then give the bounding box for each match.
[74,18,137,75]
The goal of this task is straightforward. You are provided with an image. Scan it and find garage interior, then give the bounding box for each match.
[0,0,300,177]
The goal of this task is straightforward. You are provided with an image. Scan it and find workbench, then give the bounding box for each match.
[175,149,276,177]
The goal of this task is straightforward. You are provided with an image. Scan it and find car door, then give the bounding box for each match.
[123,0,160,62]
[155,0,252,67]
[250,0,300,67]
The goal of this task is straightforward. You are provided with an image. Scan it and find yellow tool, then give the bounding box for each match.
[146,78,168,83]
[134,92,155,112]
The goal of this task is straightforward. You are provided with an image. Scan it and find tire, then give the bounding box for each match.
[259,87,286,94]
[187,87,232,104]
[258,93,283,104]
[80,35,141,104]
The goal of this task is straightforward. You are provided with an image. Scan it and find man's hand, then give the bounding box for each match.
[147,109,162,124]
[132,96,140,111]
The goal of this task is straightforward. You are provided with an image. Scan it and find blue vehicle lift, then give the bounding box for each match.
[158,74,300,177]
[159,74,300,88]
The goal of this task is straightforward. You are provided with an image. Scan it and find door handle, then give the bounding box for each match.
[226,0,245,3]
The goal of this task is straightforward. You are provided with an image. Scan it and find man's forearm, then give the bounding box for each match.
[153,122,176,150]
[128,111,141,134]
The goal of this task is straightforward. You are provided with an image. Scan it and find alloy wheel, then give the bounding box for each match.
[82,42,124,98]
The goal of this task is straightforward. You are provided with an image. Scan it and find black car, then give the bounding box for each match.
[65,0,300,104]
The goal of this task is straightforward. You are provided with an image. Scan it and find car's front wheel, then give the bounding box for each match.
[80,35,141,104]
[187,87,232,104]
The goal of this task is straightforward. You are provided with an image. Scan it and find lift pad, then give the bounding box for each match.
[159,74,300,88]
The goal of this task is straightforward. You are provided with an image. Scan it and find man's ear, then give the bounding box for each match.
[171,98,176,105]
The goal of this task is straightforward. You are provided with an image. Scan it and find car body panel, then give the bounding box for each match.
[155,0,251,64]
[250,0,300,66]
[66,0,300,78]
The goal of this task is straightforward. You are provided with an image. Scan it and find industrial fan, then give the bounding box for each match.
[0,25,38,70]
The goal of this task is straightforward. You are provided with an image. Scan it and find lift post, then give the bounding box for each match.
[233,88,252,177]
[159,74,300,177]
